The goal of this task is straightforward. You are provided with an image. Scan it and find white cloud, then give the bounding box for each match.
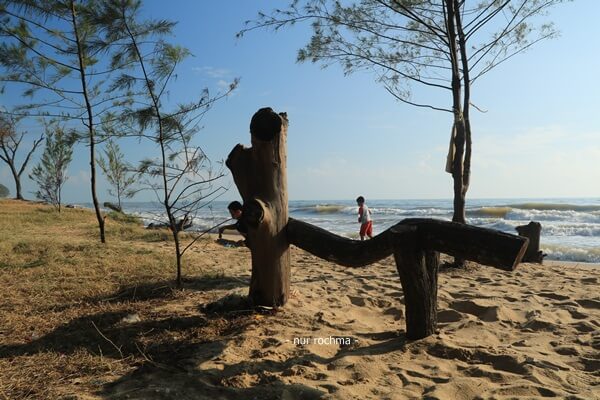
[291,125,600,200]
[216,79,231,90]
[192,66,231,78]
[470,125,600,197]
[66,169,90,186]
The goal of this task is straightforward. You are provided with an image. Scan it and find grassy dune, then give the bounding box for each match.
[0,199,252,399]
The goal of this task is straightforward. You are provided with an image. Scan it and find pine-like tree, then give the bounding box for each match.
[92,0,237,285]
[0,183,9,198]
[1,0,132,242]
[98,139,136,211]
[240,0,567,226]
[29,123,75,212]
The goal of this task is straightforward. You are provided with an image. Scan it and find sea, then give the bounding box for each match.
[86,198,600,264]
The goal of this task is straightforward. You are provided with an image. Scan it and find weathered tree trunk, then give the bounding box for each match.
[226,108,290,307]
[288,217,527,339]
[516,221,545,263]
[103,202,122,213]
[222,107,528,337]
[287,218,414,267]
[442,0,475,270]
[402,219,527,271]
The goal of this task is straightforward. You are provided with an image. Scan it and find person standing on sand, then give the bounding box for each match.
[356,196,373,240]
[218,201,248,239]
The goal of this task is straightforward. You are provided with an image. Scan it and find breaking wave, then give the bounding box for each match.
[291,204,354,214]
[542,244,600,263]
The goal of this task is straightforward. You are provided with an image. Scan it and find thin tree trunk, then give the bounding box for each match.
[454,0,472,200]
[121,6,183,286]
[15,177,22,200]
[446,0,466,225]
[71,0,105,243]
[7,163,22,200]
[117,182,122,210]
[174,231,182,286]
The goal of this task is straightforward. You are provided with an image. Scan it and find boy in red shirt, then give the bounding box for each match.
[356,196,373,240]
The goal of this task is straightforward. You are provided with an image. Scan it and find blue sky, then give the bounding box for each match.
[1,0,599,203]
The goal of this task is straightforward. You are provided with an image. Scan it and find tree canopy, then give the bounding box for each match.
[240,0,567,226]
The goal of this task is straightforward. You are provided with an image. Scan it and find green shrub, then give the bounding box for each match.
[107,211,142,225]
[0,183,9,198]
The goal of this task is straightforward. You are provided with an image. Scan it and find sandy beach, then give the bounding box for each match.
[104,234,600,399]
[1,1,598,398]
[0,201,598,399]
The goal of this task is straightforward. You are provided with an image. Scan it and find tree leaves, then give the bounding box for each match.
[97,139,136,208]
[28,122,74,211]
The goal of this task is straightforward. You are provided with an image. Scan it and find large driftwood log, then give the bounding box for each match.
[401,218,528,271]
[287,218,528,271]
[103,201,122,213]
[288,217,527,339]
[225,107,528,339]
[226,108,290,307]
[516,221,545,263]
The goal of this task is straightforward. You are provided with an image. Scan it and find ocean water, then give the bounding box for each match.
[98,198,600,264]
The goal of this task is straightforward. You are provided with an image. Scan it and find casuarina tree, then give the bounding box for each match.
[91,0,238,286]
[239,0,567,227]
[98,139,136,211]
[29,123,75,212]
[0,0,133,242]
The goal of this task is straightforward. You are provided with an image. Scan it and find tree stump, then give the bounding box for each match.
[516,221,545,263]
[392,227,439,340]
[226,108,290,307]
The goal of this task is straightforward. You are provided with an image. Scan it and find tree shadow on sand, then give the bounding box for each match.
[1,282,409,400]
[0,276,250,369]
[0,309,233,361]
[39,274,250,313]
[93,275,251,304]
[98,326,408,399]
[97,292,408,400]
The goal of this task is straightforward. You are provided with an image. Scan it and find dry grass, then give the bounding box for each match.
[0,199,254,399]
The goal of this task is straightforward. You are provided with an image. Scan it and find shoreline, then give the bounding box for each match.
[544,259,600,268]
[61,198,600,263]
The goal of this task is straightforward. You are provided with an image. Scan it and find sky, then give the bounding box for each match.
[1,0,599,203]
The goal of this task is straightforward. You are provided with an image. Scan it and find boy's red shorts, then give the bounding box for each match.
[360,221,373,236]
